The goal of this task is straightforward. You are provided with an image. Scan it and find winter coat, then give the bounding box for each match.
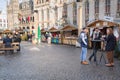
[105,34,116,51]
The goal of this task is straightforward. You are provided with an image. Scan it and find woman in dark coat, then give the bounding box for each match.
[105,28,116,67]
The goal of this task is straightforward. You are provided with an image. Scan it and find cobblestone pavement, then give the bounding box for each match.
[0,42,120,80]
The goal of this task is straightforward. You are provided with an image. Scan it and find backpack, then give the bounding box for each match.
[77,34,82,44]
[77,32,84,44]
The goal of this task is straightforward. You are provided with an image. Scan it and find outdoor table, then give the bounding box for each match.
[91,40,106,65]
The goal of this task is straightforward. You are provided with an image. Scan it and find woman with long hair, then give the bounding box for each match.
[105,28,116,67]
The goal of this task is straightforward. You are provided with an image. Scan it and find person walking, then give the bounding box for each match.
[79,28,89,65]
[105,28,116,67]
[89,28,101,62]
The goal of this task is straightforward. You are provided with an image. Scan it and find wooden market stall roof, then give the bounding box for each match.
[41,28,48,33]
[3,29,12,34]
[49,27,59,32]
[87,20,120,28]
[61,25,78,31]
[41,28,45,32]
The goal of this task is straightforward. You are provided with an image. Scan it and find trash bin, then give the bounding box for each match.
[53,38,56,43]
[56,38,59,44]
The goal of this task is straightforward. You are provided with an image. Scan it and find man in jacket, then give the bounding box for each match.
[3,35,12,48]
[80,28,89,65]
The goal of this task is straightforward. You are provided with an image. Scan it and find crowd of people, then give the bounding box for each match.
[78,27,117,67]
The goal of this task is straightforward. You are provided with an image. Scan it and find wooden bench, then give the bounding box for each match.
[0,42,20,53]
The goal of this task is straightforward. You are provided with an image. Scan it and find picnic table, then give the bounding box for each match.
[0,42,20,53]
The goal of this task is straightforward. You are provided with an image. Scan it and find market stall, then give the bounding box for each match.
[3,29,12,34]
[41,28,47,42]
[49,27,61,44]
[61,25,78,46]
[87,19,120,48]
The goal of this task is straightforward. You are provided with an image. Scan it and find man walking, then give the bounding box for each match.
[79,28,89,65]
[89,28,101,62]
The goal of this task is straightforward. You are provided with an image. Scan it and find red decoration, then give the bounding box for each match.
[27,16,30,22]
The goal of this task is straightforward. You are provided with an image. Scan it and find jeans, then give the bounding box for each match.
[89,48,98,61]
[80,47,87,61]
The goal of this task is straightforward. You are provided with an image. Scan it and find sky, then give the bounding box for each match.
[0,0,7,14]
[0,0,22,14]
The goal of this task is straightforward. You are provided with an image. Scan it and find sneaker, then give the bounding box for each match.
[111,63,114,66]
[81,61,89,65]
[105,63,114,67]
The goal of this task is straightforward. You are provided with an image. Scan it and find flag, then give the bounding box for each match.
[38,25,41,43]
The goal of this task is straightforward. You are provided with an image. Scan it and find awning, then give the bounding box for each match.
[61,25,78,31]
[87,20,119,28]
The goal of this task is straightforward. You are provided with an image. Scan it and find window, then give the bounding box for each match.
[117,0,120,17]
[41,9,44,21]
[0,19,2,22]
[85,0,89,24]
[33,16,34,22]
[23,27,25,29]
[105,0,111,16]
[42,0,44,3]
[73,2,77,25]
[62,3,67,18]
[47,8,50,26]
[4,24,6,27]
[32,26,35,29]
[95,0,99,14]
[95,0,99,20]
[27,26,30,29]
[55,6,58,21]
[46,0,49,2]
[0,24,2,27]
[37,0,42,4]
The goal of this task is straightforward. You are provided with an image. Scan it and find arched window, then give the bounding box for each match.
[85,0,89,24]
[117,0,120,17]
[105,0,111,16]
